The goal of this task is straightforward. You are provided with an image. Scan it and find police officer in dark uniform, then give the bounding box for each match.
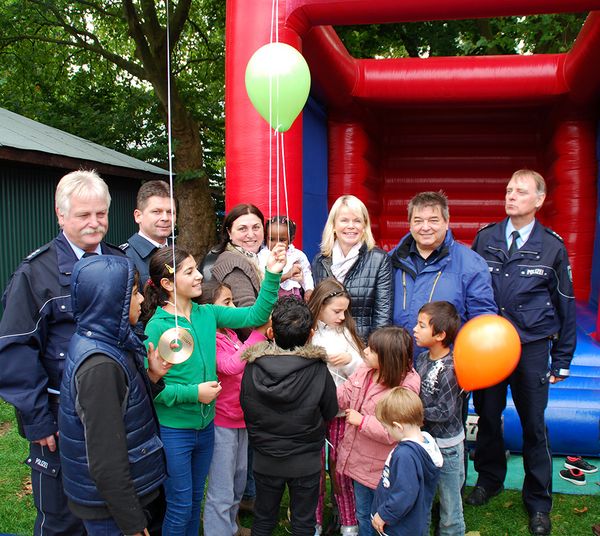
[120,180,175,284]
[467,169,576,536]
[0,170,124,535]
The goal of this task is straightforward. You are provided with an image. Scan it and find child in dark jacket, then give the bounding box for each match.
[59,255,170,536]
[371,387,443,536]
[240,297,339,536]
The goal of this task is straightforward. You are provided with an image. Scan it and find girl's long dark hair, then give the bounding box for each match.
[308,277,364,353]
[368,326,413,387]
[140,246,192,325]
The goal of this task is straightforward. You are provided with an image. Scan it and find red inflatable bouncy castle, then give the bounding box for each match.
[225,0,600,456]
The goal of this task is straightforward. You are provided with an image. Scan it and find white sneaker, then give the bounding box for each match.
[341,525,359,535]
[314,524,322,536]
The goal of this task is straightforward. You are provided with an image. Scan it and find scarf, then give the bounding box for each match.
[226,242,264,282]
[331,240,362,283]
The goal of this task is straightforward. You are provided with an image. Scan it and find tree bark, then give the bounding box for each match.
[122,0,216,258]
[171,109,216,259]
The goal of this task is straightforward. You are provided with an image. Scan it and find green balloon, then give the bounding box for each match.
[245,43,311,133]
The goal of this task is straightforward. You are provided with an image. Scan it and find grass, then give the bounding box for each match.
[1,399,598,535]
[0,401,35,535]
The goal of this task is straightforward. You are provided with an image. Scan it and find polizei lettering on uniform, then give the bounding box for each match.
[35,457,49,469]
[525,268,545,276]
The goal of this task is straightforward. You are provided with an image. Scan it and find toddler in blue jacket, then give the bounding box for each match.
[371,387,442,536]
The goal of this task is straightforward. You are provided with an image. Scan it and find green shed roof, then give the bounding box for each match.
[0,107,168,176]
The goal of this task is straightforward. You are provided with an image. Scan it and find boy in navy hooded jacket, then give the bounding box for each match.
[59,255,170,535]
[371,387,443,536]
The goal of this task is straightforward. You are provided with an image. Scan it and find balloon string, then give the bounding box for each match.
[165,0,179,333]
[268,0,289,245]
[275,1,288,238]
[276,116,280,223]
[268,0,276,239]
[281,132,291,242]
[267,0,277,240]
[275,0,279,43]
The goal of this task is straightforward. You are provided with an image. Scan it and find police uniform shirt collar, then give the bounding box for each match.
[138,230,168,249]
[506,218,535,250]
[63,234,102,259]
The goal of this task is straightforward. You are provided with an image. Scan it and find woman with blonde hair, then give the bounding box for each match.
[312,195,393,342]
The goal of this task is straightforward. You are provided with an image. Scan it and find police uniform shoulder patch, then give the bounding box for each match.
[119,242,130,251]
[545,227,564,242]
[476,222,496,234]
[103,241,126,256]
[25,244,50,261]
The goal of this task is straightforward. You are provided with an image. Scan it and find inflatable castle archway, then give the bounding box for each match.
[224,0,600,456]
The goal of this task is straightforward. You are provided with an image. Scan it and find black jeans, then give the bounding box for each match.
[252,470,320,536]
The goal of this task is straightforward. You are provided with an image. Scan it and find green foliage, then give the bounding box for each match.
[0,0,225,177]
[335,13,587,58]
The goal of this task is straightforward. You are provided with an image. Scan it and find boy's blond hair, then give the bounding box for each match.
[376,387,424,428]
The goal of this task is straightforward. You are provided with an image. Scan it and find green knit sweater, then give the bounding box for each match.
[144,269,280,430]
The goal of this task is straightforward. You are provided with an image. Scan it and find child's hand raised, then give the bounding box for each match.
[345,408,363,427]
[266,243,287,274]
[198,381,222,404]
[146,342,173,383]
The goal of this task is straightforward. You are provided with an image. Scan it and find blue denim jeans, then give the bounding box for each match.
[434,443,466,536]
[160,423,215,536]
[353,480,376,536]
[203,426,248,536]
[82,518,120,536]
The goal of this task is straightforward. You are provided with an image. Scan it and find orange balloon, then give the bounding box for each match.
[454,315,521,391]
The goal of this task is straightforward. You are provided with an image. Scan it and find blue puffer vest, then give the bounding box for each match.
[59,255,165,506]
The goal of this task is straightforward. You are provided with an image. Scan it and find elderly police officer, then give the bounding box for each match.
[0,170,124,535]
[468,170,576,536]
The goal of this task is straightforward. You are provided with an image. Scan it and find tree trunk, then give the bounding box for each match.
[170,108,216,260]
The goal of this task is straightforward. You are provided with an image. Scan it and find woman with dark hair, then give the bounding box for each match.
[210,204,266,308]
[208,204,267,514]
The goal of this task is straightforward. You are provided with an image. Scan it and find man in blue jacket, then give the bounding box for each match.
[467,170,576,536]
[120,180,175,284]
[0,170,124,535]
[389,191,497,339]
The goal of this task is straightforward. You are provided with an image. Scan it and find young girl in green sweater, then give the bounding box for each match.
[142,245,285,536]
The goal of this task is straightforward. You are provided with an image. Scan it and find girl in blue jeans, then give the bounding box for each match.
[143,246,285,535]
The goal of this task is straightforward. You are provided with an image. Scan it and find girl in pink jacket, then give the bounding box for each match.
[337,326,420,536]
[202,281,268,536]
